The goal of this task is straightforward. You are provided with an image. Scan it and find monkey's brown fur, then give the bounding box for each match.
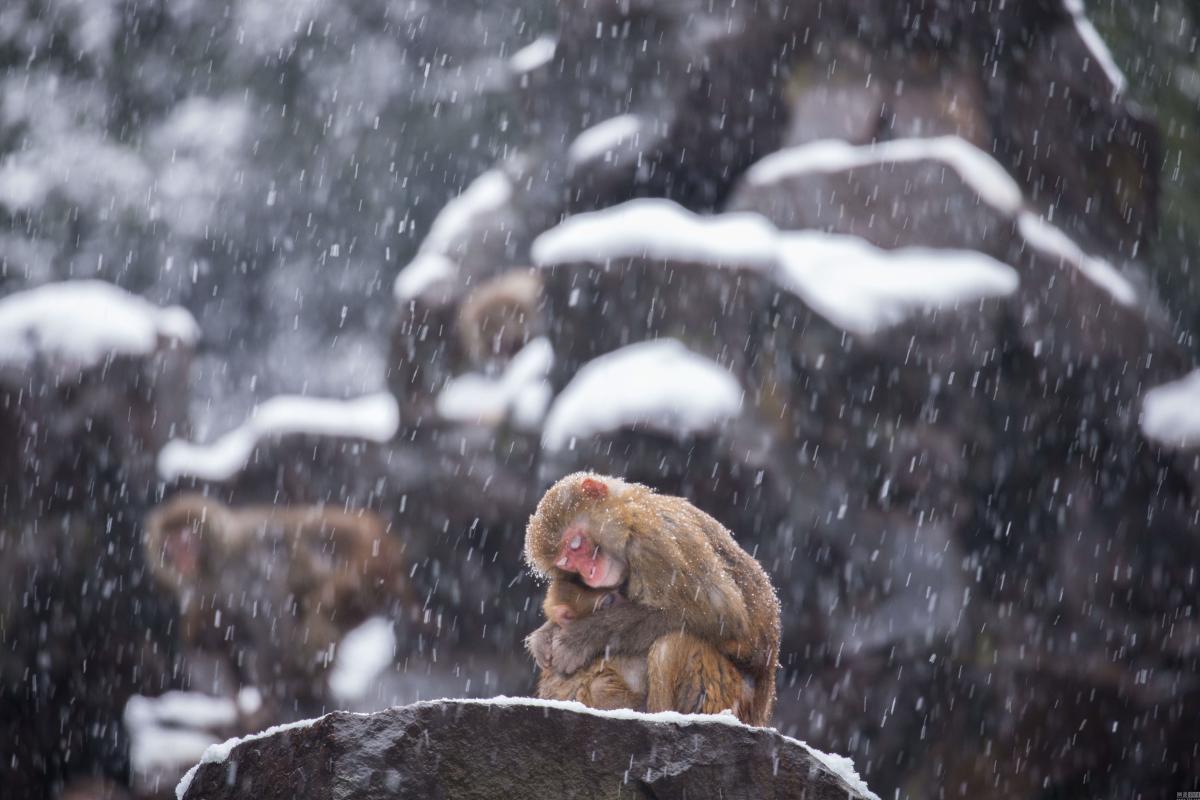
[525,473,780,725]
[145,494,407,707]
[456,269,543,369]
[534,580,647,710]
[534,580,756,718]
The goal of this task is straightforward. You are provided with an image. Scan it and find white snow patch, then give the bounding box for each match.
[510,35,557,72]
[0,281,198,370]
[329,616,397,703]
[132,727,219,776]
[776,234,1020,336]
[175,716,323,800]
[437,337,554,428]
[392,169,513,299]
[532,199,778,269]
[393,252,457,300]
[126,692,239,732]
[534,198,1021,337]
[744,137,1024,215]
[1064,0,1127,94]
[541,340,742,450]
[1017,213,1137,306]
[568,114,646,164]
[158,392,399,481]
[420,169,512,256]
[1141,369,1200,449]
[124,690,263,775]
[236,687,263,716]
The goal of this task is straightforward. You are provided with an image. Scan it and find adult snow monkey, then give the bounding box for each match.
[525,473,780,725]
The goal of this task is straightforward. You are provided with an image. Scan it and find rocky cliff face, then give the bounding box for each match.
[2,1,1199,799]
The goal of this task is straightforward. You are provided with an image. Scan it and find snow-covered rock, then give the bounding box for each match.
[542,340,743,450]
[177,698,879,800]
[743,136,1025,216]
[1141,369,1200,450]
[776,234,1019,337]
[0,280,197,371]
[532,198,777,271]
[437,337,553,429]
[534,198,1019,339]
[159,392,399,481]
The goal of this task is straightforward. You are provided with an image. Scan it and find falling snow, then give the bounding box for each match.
[2,1,1198,799]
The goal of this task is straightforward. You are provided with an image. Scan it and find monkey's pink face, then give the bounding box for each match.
[555,524,625,588]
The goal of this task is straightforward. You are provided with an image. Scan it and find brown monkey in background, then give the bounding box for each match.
[456,269,543,369]
[525,473,780,725]
[144,494,407,712]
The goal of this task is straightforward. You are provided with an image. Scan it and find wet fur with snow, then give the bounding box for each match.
[524,472,780,725]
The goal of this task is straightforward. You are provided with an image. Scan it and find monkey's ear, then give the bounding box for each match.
[580,477,608,499]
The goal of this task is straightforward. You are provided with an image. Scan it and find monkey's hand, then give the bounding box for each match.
[549,604,678,675]
[525,621,559,671]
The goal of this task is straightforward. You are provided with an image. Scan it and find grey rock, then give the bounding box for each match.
[179,699,878,800]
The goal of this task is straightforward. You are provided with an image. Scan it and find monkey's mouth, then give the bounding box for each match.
[579,554,625,589]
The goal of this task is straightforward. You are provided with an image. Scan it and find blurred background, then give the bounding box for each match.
[1,0,1198,798]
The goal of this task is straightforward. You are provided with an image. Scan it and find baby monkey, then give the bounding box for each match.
[534,579,647,710]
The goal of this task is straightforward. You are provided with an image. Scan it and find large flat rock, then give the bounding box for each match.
[178,699,878,800]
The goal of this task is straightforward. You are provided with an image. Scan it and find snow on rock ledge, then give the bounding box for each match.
[1064,0,1127,95]
[177,698,880,800]
[392,169,513,300]
[744,136,1025,215]
[509,34,557,73]
[534,198,1020,338]
[532,198,779,270]
[568,114,648,164]
[436,337,554,429]
[159,392,399,482]
[777,234,1019,337]
[1141,369,1200,450]
[541,340,743,450]
[0,280,198,371]
[737,137,1139,308]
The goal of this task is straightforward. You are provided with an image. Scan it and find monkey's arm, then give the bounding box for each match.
[544,604,679,676]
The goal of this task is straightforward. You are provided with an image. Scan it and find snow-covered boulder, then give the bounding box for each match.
[177,699,879,800]
[0,280,197,508]
[159,392,399,483]
[729,136,1169,369]
[728,136,1023,255]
